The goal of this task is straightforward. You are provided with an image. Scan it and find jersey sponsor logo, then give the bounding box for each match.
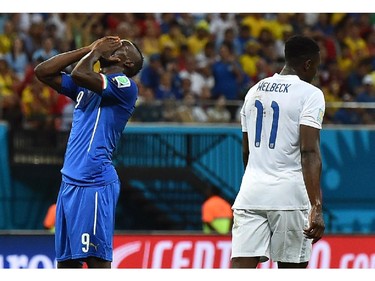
[113,76,131,88]
[89,242,99,251]
[257,81,291,93]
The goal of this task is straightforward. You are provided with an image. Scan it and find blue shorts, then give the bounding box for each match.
[55,179,120,262]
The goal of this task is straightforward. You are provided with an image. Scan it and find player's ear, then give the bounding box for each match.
[304,59,311,71]
[124,59,135,68]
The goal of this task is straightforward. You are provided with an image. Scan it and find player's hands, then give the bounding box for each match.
[90,36,122,63]
[303,205,325,244]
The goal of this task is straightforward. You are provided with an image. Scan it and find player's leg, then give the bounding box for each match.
[277,261,308,268]
[80,180,120,268]
[55,181,79,268]
[231,209,271,268]
[56,181,120,268]
[231,257,260,268]
[268,210,312,269]
[57,259,83,268]
[85,257,111,268]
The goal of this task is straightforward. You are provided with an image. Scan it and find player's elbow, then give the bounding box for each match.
[71,68,83,81]
[301,149,322,167]
[34,63,49,82]
[301,149,320,161]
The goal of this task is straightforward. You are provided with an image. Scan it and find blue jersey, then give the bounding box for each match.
[59,72,138,186]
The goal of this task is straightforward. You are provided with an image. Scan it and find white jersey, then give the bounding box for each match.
[232,73,325,210]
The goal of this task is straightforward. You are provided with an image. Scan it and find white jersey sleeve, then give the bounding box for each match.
[300,89,325,129]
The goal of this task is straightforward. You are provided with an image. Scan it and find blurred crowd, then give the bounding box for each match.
[1,13,375,131]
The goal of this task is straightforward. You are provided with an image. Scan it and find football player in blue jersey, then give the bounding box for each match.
[34,36,143,268]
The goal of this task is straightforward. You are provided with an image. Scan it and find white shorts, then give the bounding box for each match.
[231,209,312,263]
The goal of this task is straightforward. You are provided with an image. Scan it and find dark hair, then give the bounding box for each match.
[128,40,144,77]
[284,35,320,66]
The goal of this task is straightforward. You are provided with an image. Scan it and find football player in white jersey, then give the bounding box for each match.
[231,35,325,269]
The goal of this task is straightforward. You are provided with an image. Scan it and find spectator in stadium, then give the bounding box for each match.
[332,93,363,125]
[20,75,57,130]
[354,74,375,123]
[158,20,186,58]
[233,24,254,56]
[345,58,372,96]
[58,99,75,131]
[175,92,208,123]
[139,53,162,93]
[195,40,217,71]
[80,14,107,48]
[0,19,16,55]
[321,79,344,124]
[231,35,325,269]
[132,85,163,122]
[209,13,237,52]
[201,184,233,235]
[343,23,369,63]
[154,70,183,100]
[178,56,206,97]
[216,27,240,56]
[20,20,45,61]
[161,97,179,122]
[34,35,144,268]
[140,21,161,58]
[175,13,195,37]
[31,36,59,63]
[239,40,261,80]
[337,43,354,77]
[186,19,211,56]
[0,56,22,128]
[211,41,248,121]
[3,36,29,81]
[206,95,231,123]
[240,13,268,39]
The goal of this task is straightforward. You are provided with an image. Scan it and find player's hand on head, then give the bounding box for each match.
[90,36,122,63]
[303,205,325,244]
[89,36,120,50]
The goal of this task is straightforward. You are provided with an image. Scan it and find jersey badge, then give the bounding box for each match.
[113,76,131,88]
[317,108,324,123]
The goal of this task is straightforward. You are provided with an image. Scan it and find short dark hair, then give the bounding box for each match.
[284,35,320,66]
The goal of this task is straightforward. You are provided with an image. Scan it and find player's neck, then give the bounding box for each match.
[101,65,123,75]
[279,65,298,76]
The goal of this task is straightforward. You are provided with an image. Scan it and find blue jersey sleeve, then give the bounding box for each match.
[60,73,80,101]
[102,74,138,114]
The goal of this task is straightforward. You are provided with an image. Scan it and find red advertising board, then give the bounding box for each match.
[1,233,375,268]
[112,234,375,269]
[113,234,231,268]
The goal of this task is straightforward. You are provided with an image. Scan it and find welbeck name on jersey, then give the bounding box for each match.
[256,81,292,93]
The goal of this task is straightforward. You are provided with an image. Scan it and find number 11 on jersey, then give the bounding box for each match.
[254,100,280,149]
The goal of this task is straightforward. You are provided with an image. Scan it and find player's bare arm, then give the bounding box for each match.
[300,124,325,244]
[242,132,249,169]
[34,46,92,92]
[71,36,122,93]
[34,36,120,92]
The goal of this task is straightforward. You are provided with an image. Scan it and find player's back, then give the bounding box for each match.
[233,73,324,210]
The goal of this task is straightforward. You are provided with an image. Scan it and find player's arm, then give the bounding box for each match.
[300,124,325,244]
[242,132,249,169]
[70,36,121,93]
[34,46,92,92]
